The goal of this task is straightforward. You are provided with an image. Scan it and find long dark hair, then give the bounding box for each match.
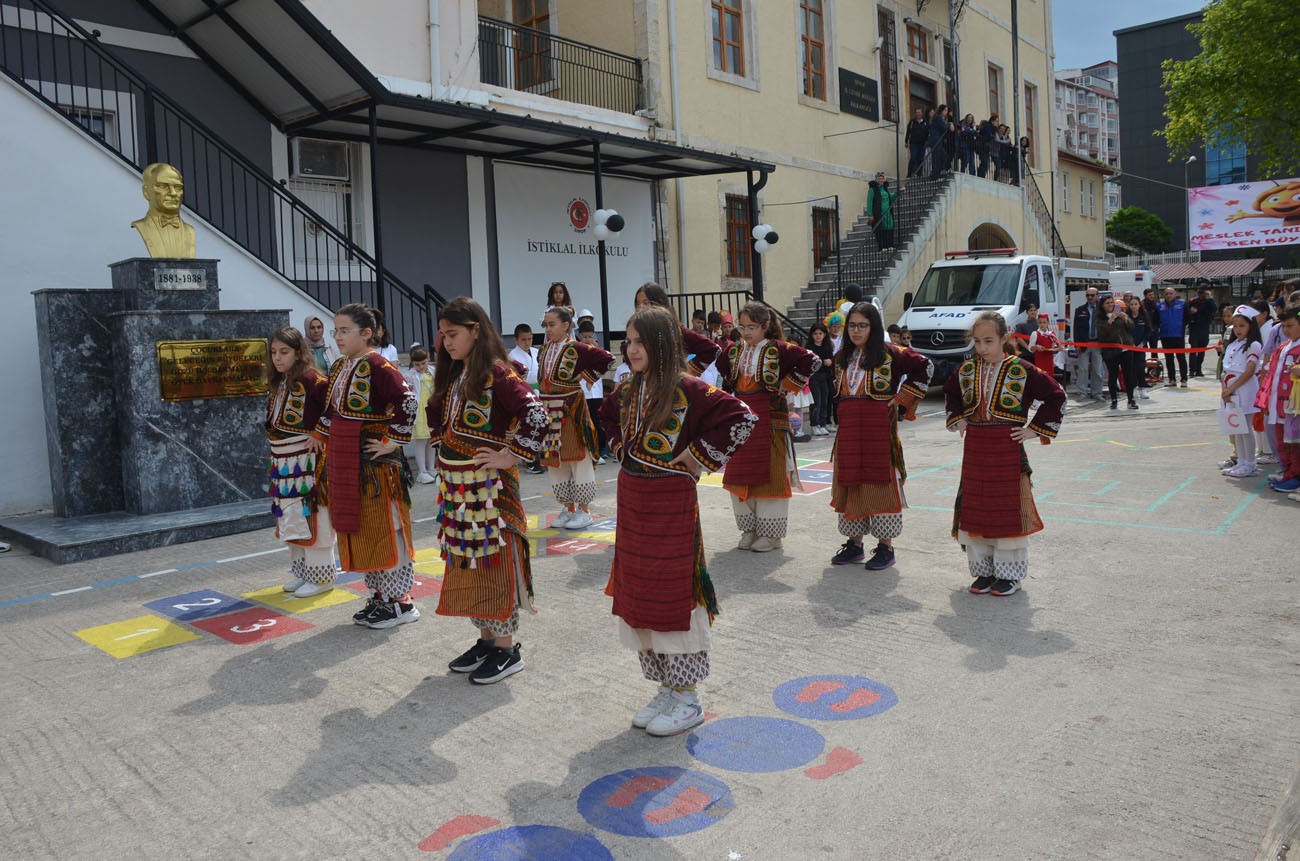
[370,307,391,348]
[804,322,830,350]
[1231,312,1262,347]
[267,326,315,388]
[835,302,886,372]
[635,281,680,321]
[546,281,572,308]
[433,297,509,406]
[738,301,783,342]
[625,306,686,432]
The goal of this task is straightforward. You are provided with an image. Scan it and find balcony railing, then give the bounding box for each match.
[478,16,641,115]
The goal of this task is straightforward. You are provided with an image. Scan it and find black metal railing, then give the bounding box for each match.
[1024,169,1069,257]
[664,290,809,344]
[0,0,440,349]
[478,16,641,114]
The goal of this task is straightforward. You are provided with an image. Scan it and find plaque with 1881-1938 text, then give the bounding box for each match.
[156,339,269,402]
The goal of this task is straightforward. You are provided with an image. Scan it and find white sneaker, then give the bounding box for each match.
[565,510,594,529]
[1258,453,1279,465]
[737,531,757,550]
[1224,464,1257,477]
[596,456,607,465]
[751,537,782,552]
[416,471,436,484]
[1218,458,1237,469]
[632,686,675,729]
[551,509,574,528]
[293,581,334,598]
[1268,471,1284,482]
[1139,389,1150,399]
[1288,491,1300,502]
[645,690,705,737]
[282,577,305,593]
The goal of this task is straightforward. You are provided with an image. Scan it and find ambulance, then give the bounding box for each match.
[894,248,1111,382]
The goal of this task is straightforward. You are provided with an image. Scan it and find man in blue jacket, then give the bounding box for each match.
[1072,287,1105,399]
[1158,286,1189,387]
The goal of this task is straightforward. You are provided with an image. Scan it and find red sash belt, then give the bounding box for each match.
[722,392,773,485]
[835,398,893,484]
[327,419,362,533]
[609,471,699,631]
[958,423,1025,538]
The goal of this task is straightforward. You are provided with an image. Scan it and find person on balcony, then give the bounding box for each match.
[905,108,929,178]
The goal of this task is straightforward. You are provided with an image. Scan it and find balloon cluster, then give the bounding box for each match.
[751,223,780,254]
[592,209,625,241]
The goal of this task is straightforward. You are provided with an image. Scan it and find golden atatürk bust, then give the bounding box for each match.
[132,162,196,258]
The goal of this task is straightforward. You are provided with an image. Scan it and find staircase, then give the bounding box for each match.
[0,0,443,348]
[785,175,952,331]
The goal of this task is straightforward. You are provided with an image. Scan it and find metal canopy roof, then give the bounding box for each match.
[136,0,774,180]
[1152,259,1265,281]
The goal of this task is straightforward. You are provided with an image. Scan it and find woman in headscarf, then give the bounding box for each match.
[304,315,340,372]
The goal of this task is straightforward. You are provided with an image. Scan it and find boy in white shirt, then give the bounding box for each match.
[577,321,610,463]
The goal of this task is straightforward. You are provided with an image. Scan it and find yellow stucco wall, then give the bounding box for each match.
[1056,156,1111,259]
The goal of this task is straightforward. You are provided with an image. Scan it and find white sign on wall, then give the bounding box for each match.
[493,162,654,334]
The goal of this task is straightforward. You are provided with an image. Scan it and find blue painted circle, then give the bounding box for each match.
[446,825,612,860]
[578,766,733,837]
[773,674,899,721]
[686,716,824,773]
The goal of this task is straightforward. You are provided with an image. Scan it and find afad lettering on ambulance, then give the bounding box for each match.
[927,311,970,318]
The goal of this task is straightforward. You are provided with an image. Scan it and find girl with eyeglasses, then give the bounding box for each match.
[828,303,933,571]
[715,302,819,552]
[308,302,420,629]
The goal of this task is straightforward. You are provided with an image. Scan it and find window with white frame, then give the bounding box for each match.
[1061,170,1071,211]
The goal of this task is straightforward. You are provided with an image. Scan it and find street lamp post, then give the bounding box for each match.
[1183,155,1197,256]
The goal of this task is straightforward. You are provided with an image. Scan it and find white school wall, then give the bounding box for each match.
[0,80,333,516]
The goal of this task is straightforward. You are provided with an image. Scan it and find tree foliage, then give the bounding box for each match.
[1106,206,1173,254]
[1161,0,1300,178]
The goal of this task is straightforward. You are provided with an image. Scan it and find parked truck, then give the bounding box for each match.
[894,248,1111,383]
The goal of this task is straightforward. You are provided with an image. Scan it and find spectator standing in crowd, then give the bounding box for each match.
[371,309,400,365]
[1159,286,1189,387]
[690,309,708,333]
[976,113,999,178]
[304,315,339,371]
[1072,287,1105,399]
[1215,304,1235,380]
[928,105,954,178]
[905,108,928,178]
[577,320,610,463]
[1098,296,1138,411]
[545,281,574,316]
[403,345,437,483]
[1128,296,1154,398]
[957,114,978,175]
[866,171,900,252]
[1014,135,1032,185]
[1013,303,1039,362]
[1186,286,1218,378]
[995,125,1013,182]
[1028,313,1063,377]
[805,322,835,436]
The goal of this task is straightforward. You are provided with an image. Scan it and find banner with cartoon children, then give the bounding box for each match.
[1187,178,1300,251]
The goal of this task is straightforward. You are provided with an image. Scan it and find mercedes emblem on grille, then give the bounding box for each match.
[931,331,945,346]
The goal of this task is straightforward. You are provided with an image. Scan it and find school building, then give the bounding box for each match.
[1,0,1063,516]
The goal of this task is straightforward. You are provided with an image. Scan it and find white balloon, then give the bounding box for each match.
[754,239,771,253]
[593,224,611,241]
[592,209,610,226]
[751,224,767,240]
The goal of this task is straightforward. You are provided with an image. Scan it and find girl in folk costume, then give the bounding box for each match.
[828,303,933,571]
[1219,306,1263,479]
[538,305,616,530]
[635,282,721,376]
[309,303,421,629]
[266,326,336,598]
[429,298,551,684]
[1027,313,1063,378]
[944,312,1066,597]
[715,301,820,552]
[598,307,757,736]
[1257,308,1300,493]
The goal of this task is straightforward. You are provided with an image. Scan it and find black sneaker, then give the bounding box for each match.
[969,575,996,594]
[864,543,896,571]
[990,579,1021,596]
[830,540,865,565]
[362,600,420,629]
[448,638,497,673]
[469,644,524,685]
[352,592,381,624]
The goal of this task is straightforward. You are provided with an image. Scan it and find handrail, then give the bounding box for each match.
[0,0,439,348]
[1024,169,1068,257]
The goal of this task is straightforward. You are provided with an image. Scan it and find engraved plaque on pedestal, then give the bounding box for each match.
[156,339,269,402]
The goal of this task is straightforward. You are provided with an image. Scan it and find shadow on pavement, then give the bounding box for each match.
[932,588,1075,672]
[805,564,923,629]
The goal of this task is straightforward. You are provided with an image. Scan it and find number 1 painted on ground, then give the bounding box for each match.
[112,627,160,641]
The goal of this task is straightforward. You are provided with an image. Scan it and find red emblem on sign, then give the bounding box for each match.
[568,198,591,231]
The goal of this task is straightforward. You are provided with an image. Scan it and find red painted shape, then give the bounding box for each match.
[830,688,882,713]
[804,747,864,780]
[417,815,501,852]
[795,680,847,703]
[702,711,720,721]
[190,608,310,645]
[605,775,675,808]
[643,786,714,824]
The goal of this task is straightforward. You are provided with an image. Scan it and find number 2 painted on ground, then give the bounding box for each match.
[231,618,277,634]
[173,597,222,611]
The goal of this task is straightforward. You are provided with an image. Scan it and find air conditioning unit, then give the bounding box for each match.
[292,138,350,181]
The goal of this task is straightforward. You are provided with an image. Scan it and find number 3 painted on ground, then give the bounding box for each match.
[231,618,277,634]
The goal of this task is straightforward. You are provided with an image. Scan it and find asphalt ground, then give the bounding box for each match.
[1,379,1297,860]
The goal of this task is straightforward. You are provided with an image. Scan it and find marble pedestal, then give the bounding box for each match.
[8,258,291,562]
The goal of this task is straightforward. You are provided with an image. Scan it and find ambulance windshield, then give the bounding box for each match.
[912,263,1021,307]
